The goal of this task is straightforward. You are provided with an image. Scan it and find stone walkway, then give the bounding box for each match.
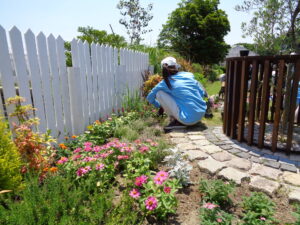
[167,126,300,203]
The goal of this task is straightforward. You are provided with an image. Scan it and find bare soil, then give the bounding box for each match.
[144,161,298,225]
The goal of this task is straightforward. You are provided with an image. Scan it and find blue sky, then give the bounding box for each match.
[0,0,253,46]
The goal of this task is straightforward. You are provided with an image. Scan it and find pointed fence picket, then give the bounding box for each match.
[0,25,149,139]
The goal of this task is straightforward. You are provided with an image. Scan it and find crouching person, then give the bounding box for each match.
[146,57,207,130]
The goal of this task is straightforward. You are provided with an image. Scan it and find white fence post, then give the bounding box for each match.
[68,67,84,135]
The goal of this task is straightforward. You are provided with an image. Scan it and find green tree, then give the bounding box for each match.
[236,0,300,55]
[117,0,153,45]
[157,0,230,65]
[77,26,127,48]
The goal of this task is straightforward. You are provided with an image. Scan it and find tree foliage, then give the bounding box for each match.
[236,0,300,55]
[77,26,127,48]
[157,0,230,65]
[117,0,153,45]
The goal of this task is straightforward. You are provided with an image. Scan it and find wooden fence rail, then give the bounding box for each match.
[0,26,149,140]
[224,55,300,153]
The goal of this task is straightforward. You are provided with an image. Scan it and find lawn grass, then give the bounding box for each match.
[205,81,221,96]
[202,110,223,127]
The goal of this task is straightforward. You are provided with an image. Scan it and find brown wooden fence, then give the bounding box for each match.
[223,55,300,153]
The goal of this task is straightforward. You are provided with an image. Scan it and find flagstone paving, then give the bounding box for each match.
[167,126,300,203]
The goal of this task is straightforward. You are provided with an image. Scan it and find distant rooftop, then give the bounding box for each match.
[226,45,258,58]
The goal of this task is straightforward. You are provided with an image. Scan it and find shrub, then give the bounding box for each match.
[0,175,112,224]
[200,203,234,225]
[199,179,235,207]
[0,118,22,191]
[143,74,163,97]
[177,57,194,72]
[241,192,276,225]
[194,72,208,87]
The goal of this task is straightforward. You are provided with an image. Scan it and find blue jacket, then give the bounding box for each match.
[298,82,300,104]
[146,72,207,124]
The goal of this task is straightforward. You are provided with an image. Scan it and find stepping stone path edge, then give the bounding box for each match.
[170,126,300,203]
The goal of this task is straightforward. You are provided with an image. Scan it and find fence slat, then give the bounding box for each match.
[286,59,300,152]
[230,61,242,139]
[24,29,47,133]
[47,34,64,139]
[37,32,57,137]
[256,62,264,121]
[237,60,249,141]
[91,43,99,120]
[271,60,285,152]
[225,61,234,136]
[223,60,229,133]
[258,60,271,148]
[68,67,84,135]
[96,44,104,117]
[83,41,95,123]
[0,25,17,126]
[247,60,258,145]
[56,36,72,135]
[9,27,32,107]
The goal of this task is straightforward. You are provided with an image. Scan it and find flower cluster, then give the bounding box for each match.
[128,171,180,219]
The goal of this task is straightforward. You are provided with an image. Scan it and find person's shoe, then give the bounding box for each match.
[164,120,187,130]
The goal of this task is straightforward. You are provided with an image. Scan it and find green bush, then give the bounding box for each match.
[241,192,276,225]
[0,118,22,191]
[0,175,112,225]
[194,72,208,87]
[199,179,235,207]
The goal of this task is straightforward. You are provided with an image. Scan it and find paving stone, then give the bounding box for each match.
[226,158,252,171]
[250,156,263,164]
[169,132,186,138]
[211,151,233,162]
[263,159,281,169]
[282,172,300,186]
[220,145,233,150]
[236,152,251,159]
[289,190,300,203]
[185,150,209,161]
[197,158,226,175]
[214,141,227,146]
[249,149,263,157]
[200,145,223,154]
[228,148,241,154]
[289,154,300,162]
[187,131,203,135]
[218,167,250,185]
[177,143,198,151]
[278,157,297,165]
[263,154,279,161]
[280,163,298,173]
[249,163,282,181]
[193,140,211,146]
[188,135,206,140]
[170,138,189,144]
[249,176,280,196]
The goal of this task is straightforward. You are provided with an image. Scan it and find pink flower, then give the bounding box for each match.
[95,163,105,170]
[134,139,141,144]
[154,176,164,185]
[135,175,148,186]
[100,153,109,158]
[150,142,158,147]
[57,157,68,164]
[84,146,92,152]
[139,145,149,153]
[164,186,171,194]
[146,139,152,143]
[129,188,140,199]
[73,148,82,153]
[117,155,129,160]
[260,217,266,221]
[84,142,93,147]
[93,146,101,152]
[202,202,218,209]
[76,166,91,177]
[145,196,158,211]
[72,154,82,160]
[120,147,133,153]
[83,156,94,162]
[156,171,168,180]
[216,218,222,223]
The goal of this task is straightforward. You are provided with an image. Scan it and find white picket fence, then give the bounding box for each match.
[0,25,149,139]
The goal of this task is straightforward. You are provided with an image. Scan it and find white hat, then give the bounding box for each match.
[161,57,179,69]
